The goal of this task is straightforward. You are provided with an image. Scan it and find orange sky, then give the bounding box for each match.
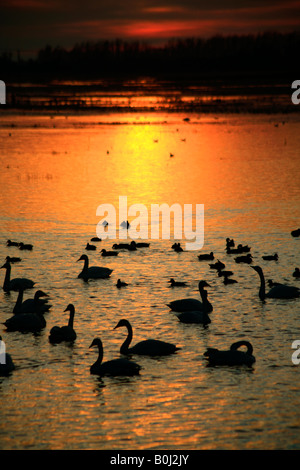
[1,0,300,54]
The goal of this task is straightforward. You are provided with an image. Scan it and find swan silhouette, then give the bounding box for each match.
[235,254,252,264]
[3,310,46,332]
[251,265,299,300]
[85,243,96,251]
[19,242,33,251]
[262,253,278,261]
[293,268,300,278]
[1,260,35,292]
[49,304,77,343]
[116,279,128,288]
[89,337,141,376]
[114,319,180,356]
[175,291,211,324]
[77,254,112,279]
[90,236,102,242]
[0,335,15,375]
[13,288,50,314]
[198,252,214,261]
[209,260,225,270]
[167,280,212,313]
[101,249,118,257]
[6,255,21,263]
[223,275,238,285]
[168,278,187,287]
[7,239,19,247]
[204,340,255,366]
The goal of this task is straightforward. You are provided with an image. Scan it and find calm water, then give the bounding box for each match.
[0,110,300,450]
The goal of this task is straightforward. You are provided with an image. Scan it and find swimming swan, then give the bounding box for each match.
[89,337,141,376]
[175,292,211,325]
[167,280,212,313]
[0,335,15,375]
[77,254,113,279]
[251,265,300,300]
[1,260,35,293]
[116,279,128,288]
[114,319,180,356]
[101,249,119,257]
[168,278,187,287]
[204,340,255,366]
[13,289,50,314]
[49,304,77,343]
[3,310,46,332]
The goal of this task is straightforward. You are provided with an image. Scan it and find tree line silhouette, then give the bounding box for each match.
[1,31,299,82]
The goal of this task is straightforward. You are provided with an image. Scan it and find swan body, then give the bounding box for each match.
[198,252,214,261]
[49,304,77,343]
[85,243,96,251]
[19,242,33,251]
[209,260,225,270]
[204,341,255,366]
[7,239,19,247]
[251,265,299,300]
[89,338,141,376]
[134,242,150,248]
[116,279,128,288]
[13,289,50,314]
[262,253,278,261]
[223,275,238,285]
[217,269,233,277]
[293,268,300,278]
[235,254,252,264]
[77,254,112,279]
[168,278,187,287]
[291,228,300,237]
[1,260,35,292]
[101,249,118,257]
[90,237,102,242]
[172,243,183,252]
[0,336,15,375]
[176,309,211,325]
[227,244,251,254]
[4,311,46,332]
[114,319,180,356]
[167,280,212,313]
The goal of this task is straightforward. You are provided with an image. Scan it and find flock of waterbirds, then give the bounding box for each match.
[1,226,299,377]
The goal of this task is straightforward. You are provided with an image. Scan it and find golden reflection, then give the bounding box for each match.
[1,114,299,236]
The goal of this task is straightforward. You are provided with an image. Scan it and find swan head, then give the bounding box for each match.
[250,265,263,274]
[89,337,102,349]
[114,319,130,330]
[198,280,210,289]
[35,290,48,299]
[77,254,88,262]
[0,261,10,269]
[64,304,75,315]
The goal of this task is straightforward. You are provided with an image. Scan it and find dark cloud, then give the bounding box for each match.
[1,0,300,55]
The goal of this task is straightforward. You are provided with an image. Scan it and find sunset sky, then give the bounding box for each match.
[1,0,300,56]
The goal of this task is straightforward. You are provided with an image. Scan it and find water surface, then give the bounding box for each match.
[0,110,300,450]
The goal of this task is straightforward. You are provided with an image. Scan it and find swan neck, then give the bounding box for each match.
[96,342,103,365]
[120,322,133,354]
[257,269,266,301]
[68,310,75,328]
[14,289,24,312]
[3,264,11,290]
